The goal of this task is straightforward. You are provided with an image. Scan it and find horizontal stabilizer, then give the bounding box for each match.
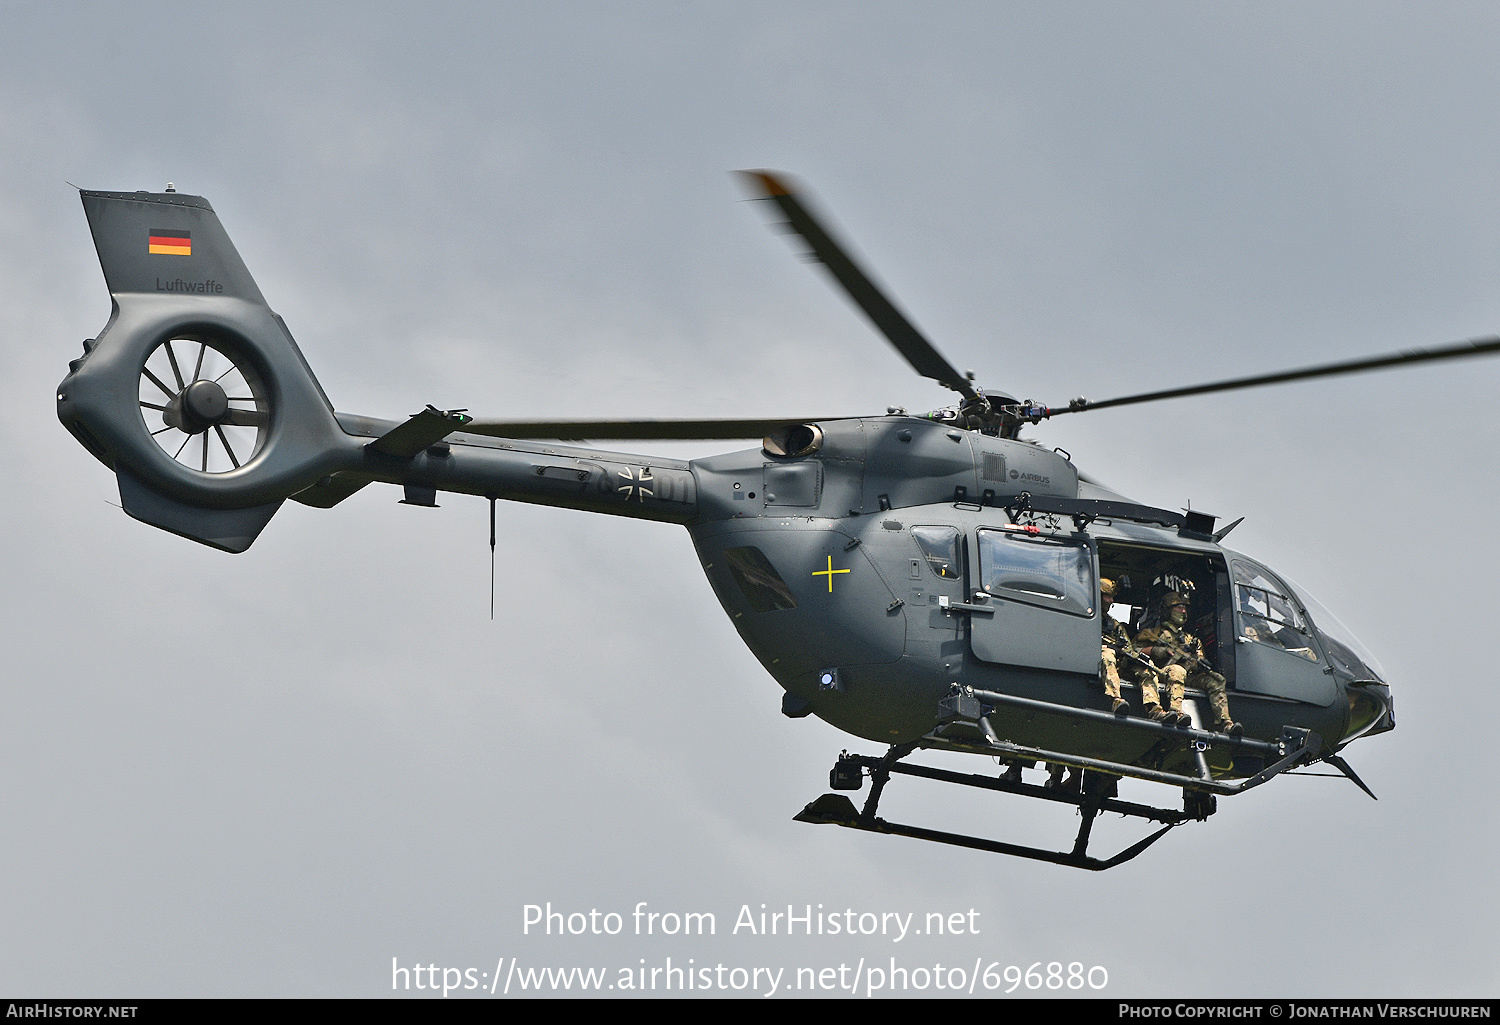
[368,406,472,459]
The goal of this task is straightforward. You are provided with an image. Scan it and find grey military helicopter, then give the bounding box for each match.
[58,172,1487,869]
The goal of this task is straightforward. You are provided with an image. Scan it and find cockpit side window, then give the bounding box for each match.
[911,525,963,579]
[977,529,1094,617]
[1232,560,1318,663]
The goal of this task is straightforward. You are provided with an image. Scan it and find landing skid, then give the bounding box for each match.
[795,753,1184,870]
[794,689,1329,870]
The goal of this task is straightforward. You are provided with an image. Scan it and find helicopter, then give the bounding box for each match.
[56,172,1493,870]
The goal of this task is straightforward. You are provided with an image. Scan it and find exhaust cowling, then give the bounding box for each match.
[57,189,354,552]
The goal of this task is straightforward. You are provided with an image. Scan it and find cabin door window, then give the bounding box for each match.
[968,529,1100,674]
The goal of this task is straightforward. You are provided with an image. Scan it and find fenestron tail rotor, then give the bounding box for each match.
[137,338,269,473]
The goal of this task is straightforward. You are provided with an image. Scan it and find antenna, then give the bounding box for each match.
[488,494,497,620]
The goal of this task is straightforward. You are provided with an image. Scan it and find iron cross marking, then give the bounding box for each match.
[616,466,654,502]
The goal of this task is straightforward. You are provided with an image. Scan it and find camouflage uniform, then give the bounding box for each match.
[1134,593,1239,734]
[1097,578,1132,716]
[1050,578,1130,791]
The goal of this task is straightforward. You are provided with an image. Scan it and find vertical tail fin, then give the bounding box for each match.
[58,188,352,552]
[81,189,267,304]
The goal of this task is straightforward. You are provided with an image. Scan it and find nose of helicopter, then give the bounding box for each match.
[1343,683,1393,744]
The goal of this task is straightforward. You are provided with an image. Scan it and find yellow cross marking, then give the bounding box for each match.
[812,555,851,593]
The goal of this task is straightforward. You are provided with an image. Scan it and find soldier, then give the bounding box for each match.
[1102,579,1177,725]
[1135,592,1241,735]
[1098,578,1133,717]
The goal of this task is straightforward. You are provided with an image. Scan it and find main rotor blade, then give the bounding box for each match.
[458,417,842,441]
[737,170,979,401]
[1054,336,1500,416]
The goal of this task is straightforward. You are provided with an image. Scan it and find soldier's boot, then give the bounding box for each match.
[1144,703,1171,724]
[1111,698,1130,716]
[1001,762,1024,784]
[1209,683,1241,735]
[1213,717,1244,736]
[1045,764,1065,789]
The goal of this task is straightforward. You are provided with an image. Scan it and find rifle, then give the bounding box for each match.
[1147,640,1218,677]
[1105,635,1163,680]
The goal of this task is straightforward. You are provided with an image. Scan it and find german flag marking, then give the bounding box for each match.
[148,228,191,256]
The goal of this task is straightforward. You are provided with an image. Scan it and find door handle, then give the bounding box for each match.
[938,596,995,616]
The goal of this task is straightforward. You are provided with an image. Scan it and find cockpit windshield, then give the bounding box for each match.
[1280,575,1388,684]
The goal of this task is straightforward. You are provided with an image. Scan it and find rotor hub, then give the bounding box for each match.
[178,379,229,434]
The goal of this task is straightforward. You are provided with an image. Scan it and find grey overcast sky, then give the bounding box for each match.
[2,1,1497,998]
